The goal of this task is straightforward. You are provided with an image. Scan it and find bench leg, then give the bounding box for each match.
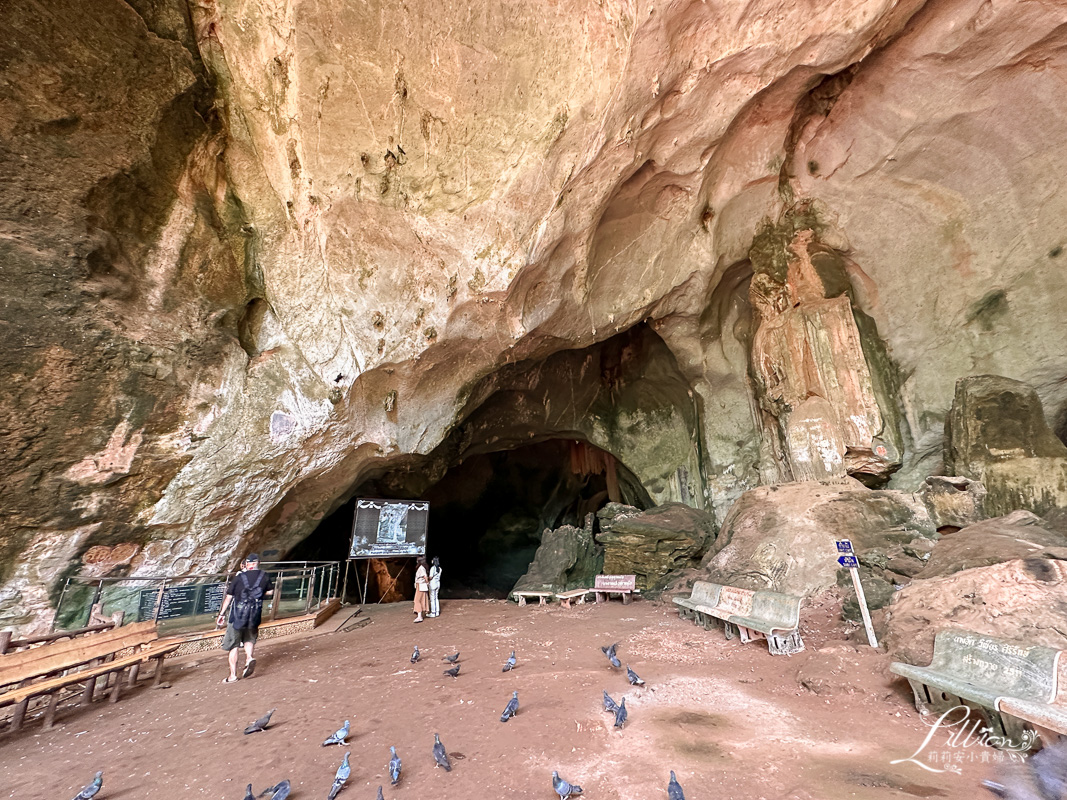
[577,594,586,605]
[518,596,526,607]
[622,592,632,605]
[82,676,97,705]
[110,669,124,703]
[127,663,140,688]
[11,698,29,731]
[767,630,805,656]
[560,598,571,609]
[153,656,166,687]
[539,595,546,606]
[723,621,736,639]
[595,592,604,604]
[42,692,60,729]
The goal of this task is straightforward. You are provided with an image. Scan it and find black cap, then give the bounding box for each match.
[244,553,260,563]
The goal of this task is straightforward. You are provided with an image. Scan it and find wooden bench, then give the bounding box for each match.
[595,574,639,605]
[673,581,804,655]
[0,621,180,731]
[555,589,594,609]
[510,590,555,607]
[890,628,1062,744]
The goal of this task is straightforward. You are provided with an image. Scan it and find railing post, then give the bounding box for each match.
[152,579,168,625]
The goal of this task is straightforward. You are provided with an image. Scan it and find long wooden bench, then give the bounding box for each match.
[510,590,555,607]
[890,628,1062,744]
[673,581,804,655]
[0,621,179,731]
[555,589,594,609]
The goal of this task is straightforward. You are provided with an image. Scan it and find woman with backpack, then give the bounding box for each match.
[217,553,275,683]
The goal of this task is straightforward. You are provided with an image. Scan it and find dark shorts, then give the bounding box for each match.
[221,623,259,650]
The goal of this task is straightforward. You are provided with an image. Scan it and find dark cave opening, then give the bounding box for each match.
[288,439,651,602]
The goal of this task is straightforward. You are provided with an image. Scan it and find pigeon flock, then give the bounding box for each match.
[68,638,683,800]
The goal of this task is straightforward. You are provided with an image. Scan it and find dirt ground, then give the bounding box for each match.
[2,596,1004,800]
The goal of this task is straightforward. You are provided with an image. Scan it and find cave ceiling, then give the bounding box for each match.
[2,0,1067,629]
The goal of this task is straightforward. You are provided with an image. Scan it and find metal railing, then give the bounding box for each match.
[52,561,340,638]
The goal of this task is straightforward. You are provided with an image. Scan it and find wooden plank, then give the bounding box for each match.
[0,641,180,708]
[314,597,342,628]
[0,622,157,687]
[8,622,115,650]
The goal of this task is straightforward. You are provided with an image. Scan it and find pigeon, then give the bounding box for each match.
[668,771,685,800]
[410,646,420,664]
[552,771,583,800]
[443,664,461,678]
[432,733,452,771]
[258,781,291,800]
[601,642,621,668]
[71,772,103,800]
[244,708,276,734]
[613,697,628,728]
[626,666,645,686]
[502,650,516,672]
[376,787,384,800]
[983,737,1067,798]
[443,652,460,663]
[243,785,254,800]
[602,690,618,713]
[328,753,351,800]
[500,690,519,722]
[323,720,351,746]
[389,746,402,785]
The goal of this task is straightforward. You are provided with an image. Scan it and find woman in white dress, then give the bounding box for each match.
[429,556,442,617]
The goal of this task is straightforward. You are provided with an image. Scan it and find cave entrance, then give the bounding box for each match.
[289,439,650,601]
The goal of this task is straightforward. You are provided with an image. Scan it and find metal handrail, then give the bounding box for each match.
[51,561,341,633]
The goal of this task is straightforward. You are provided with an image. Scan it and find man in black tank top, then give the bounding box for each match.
[217,553,274,683]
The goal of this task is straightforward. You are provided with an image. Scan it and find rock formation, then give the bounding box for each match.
[883,558,1067,666]
[946,375,1067,517]
[597,502,716,592]
[700,479,936,597]
[4,0,1067,631]
[512,524,603,595]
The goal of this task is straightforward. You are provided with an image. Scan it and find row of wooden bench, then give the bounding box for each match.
[510,575,640,607]
[0,621,179,732]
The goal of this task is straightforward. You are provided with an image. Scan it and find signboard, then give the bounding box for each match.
[594,574,636,592]
[198,582,227,615]
[137,588,160,622]
[136,582,227,622]
[349,498,430,558]
[835,540,854,554]
[155,585,201,621]
[715,585,755,617]
[837,555,859,569]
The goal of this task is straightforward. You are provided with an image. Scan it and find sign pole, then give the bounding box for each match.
[835,539,878,648]
[340,559,352,605]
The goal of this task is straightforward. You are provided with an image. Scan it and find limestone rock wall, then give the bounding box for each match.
[4,0,1067,631]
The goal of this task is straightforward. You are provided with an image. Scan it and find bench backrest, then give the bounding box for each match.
[595,574,636,592]
[0,621,157,688]
[748,590,802,629]
[928,629,1060,703]
[688,581,723,607]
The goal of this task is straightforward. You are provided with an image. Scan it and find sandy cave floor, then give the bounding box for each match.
[2,597,1004,800]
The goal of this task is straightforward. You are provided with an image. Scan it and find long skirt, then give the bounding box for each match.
[414,588,430,614]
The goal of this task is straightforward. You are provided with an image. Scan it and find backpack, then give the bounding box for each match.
[231,570,267,629]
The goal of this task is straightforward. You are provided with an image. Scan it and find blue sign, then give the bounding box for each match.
[835,540,854,554]
[838,555,859,569]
